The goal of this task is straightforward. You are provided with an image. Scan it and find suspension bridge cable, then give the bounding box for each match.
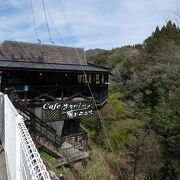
[29,0,39,42]
[36,2,75,178]
[41,0,56,65]
[45,6,65,46]
[41,0,53,44]
[57,1,124,179]
[4,0,123,177]
[75,49,124,180]
[28,0,124,177]
[28,0,46,71]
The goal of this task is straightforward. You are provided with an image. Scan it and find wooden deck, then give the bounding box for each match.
[36,136,89,167]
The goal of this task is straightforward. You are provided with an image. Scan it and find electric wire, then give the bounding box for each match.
[75,49,124,180]
[27,0,124,178]
[41,0,56,64]
[45,6,65,46]
[41,0,53,45]
[57,1,124,179]
[29,0,39,43]
[28,0,47,71]
[52,0,124,177]
[39,1,75,178]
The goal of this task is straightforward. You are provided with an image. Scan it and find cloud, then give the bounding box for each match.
[0,0,179,49]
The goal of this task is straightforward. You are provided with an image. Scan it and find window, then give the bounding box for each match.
[87,74,92,84]
[96,74,100,84]
[78,74,88,84]
[101,75,105,84]
[104,74,108,84]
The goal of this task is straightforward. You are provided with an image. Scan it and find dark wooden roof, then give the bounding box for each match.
[0,41,87,65]
[0,60,111,74]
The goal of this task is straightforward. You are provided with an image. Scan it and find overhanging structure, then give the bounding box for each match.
[0,40,111,166]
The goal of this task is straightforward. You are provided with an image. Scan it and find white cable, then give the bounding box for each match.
[41,0,53,45]
[29,0,39,42]
[57,1,124,178]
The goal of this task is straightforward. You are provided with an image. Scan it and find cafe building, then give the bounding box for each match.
[0,41,110,165]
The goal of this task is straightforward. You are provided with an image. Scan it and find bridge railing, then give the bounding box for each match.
[0,93,51,180]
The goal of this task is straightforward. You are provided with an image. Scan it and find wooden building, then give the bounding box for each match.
[0,41,110,165]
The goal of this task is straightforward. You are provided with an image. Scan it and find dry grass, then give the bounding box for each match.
[39,143,118,180]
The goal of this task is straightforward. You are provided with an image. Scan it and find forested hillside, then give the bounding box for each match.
[83,21,180,179]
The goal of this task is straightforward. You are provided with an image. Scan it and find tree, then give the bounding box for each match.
[86,21,180,179]
[108,120,160,180]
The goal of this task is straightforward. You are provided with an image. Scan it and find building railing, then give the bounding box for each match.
[91,84,108,105]
[4,84,109,106]
[0,93,51,180]
[59,128,88,157]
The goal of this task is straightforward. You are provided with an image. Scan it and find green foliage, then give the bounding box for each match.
[81,113,101,142]
[80,147,106,180]
[39,150,55,164]
[102,93,130,121]
[82,93,130,145]
[109,119,144,150]
[108,119,160,180]
[145,99,180,180]
[87,50,113,67]
[144,21,180,54]
[85,21,180,179]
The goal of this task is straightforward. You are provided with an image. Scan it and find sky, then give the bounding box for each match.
[0,0,179,50]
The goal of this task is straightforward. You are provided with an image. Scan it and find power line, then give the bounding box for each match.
[57,1,124,179]
[29,0,39,42]
[28,0,124,177]
[41,0,53,45]
[45,6,65,46]
[75,49,124,180]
